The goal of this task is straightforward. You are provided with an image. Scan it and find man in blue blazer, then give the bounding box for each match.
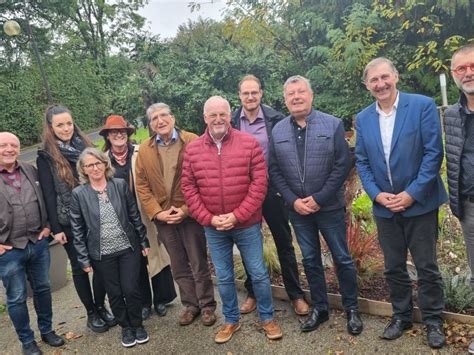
[355,57,447,349]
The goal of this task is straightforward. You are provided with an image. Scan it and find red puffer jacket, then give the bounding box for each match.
[181,128,267,229]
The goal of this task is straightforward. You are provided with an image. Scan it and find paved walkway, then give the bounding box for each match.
[0,278,456,354]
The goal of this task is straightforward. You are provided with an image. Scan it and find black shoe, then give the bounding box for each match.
[135,326,149,344]
[97,305,118,327]
[155,303,167,317]
[142,306,151,320]
[346,309,363,335]
[426,324,445,349]
[382,318,413,340]
[41,331,65,347]
[22,341,42,355]
[300,309,329,332]
[121,327,136,348]
[87,311,109,333]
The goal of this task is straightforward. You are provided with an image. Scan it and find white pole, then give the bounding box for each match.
[440,73,448,107]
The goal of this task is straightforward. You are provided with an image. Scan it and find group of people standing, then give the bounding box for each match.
[0,43,473,354]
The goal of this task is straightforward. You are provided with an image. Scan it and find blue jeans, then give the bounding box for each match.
[0,238,53,345]
[204,223,273,324]
[289,208,358,311]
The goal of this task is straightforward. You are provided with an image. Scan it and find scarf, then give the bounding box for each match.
[111,146,129,166]
[57,133,87,164]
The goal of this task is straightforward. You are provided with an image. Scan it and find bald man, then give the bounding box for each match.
[0,132,64,355]
[182,96,282,344]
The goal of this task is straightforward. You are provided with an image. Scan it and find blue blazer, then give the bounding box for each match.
[355,92,447,218]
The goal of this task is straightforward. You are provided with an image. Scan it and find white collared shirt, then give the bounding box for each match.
[376,92,399,186]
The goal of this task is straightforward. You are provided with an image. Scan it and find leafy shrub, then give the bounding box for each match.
[235,225,281,280]
[352,192,373,222]
[443,269,474,313]
[346,218,383,286]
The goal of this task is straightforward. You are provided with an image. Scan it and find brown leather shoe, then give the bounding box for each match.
[179,309,199,326]
[262,319,283,340]
[201,309,216,326]
[215,322,241,344]
[291,298,310,316]
[240,297,257,314]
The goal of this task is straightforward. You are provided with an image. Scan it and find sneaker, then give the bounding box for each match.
[121,327,136,348]
[135,326,149,344]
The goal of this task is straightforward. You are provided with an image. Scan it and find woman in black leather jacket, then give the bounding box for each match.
[36,105,116,332]
[70,147,150,348]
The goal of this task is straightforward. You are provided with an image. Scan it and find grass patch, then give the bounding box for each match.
[0,304,6,314]
[94,128,150,150]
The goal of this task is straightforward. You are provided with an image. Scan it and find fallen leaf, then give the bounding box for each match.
[64,331,83,340]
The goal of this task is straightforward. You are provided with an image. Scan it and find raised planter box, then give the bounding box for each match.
[212,277,474,325]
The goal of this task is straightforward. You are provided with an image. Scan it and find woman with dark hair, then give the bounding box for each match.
[36,105,116,333]
[70,148,150,348]
[100,115,177,320]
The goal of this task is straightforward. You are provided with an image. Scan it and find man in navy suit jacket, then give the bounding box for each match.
[355,57,447,349]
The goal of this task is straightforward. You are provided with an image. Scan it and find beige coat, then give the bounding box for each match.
[131,145,171,277]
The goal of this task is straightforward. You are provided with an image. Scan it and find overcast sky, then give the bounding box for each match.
[138,0,227,39]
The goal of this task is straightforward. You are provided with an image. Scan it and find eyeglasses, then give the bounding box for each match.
[451,63,474,75]
[83,161,105,170]
[240,91,261,97]
[109,129,128,136]
[150,112,172,122]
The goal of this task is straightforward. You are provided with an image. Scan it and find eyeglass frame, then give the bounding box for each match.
[83,161,105,170]
[451,63,474,76]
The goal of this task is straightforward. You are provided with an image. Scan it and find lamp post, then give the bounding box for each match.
[3,16,53,104]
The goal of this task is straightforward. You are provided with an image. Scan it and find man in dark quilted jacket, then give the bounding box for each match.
[269,75,362,336]
[444,44,474,354]
[182,96,283,344]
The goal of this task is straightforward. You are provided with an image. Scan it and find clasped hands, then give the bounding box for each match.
[156,206,186,224]
[375,191,414,212]
[211,213,238,231]
[293,196,320,215]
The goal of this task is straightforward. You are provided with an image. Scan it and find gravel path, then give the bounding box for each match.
[0,277,456,354]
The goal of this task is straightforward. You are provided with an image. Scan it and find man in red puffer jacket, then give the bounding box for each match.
[182,96,283,344]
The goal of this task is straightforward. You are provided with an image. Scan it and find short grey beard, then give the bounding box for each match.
[454,77,474,95]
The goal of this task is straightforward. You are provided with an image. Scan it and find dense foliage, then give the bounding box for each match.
[0,0,472,144]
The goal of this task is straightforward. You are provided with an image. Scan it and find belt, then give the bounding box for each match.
[462,195,474,203]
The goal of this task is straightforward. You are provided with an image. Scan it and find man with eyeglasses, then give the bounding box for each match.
[355,57,447,349]
[0,132,65,355]
[231,75,309,317]
[444,43,474,354]
[182,96,282,343]
[135,103,217,328]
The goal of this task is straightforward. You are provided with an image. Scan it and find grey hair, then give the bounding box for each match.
[451,43,474,69]
[76,147,115,184]
[146,103,171,120]
[362,57,398,82]
[283,75,313,95]
[203,96,231,114]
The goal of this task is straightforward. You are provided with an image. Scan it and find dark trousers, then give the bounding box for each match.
[289,208,358,311]
[155,219,216,313]
[243,193,304,300]
[63,226,106,313]
[375,209,444,325]
[139,259,177,307]
[91,248,143,328]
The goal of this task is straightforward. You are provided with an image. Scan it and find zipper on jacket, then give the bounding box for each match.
[217,144,225,213]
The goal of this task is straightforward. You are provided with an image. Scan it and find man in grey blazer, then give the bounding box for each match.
[0,132,64,355]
